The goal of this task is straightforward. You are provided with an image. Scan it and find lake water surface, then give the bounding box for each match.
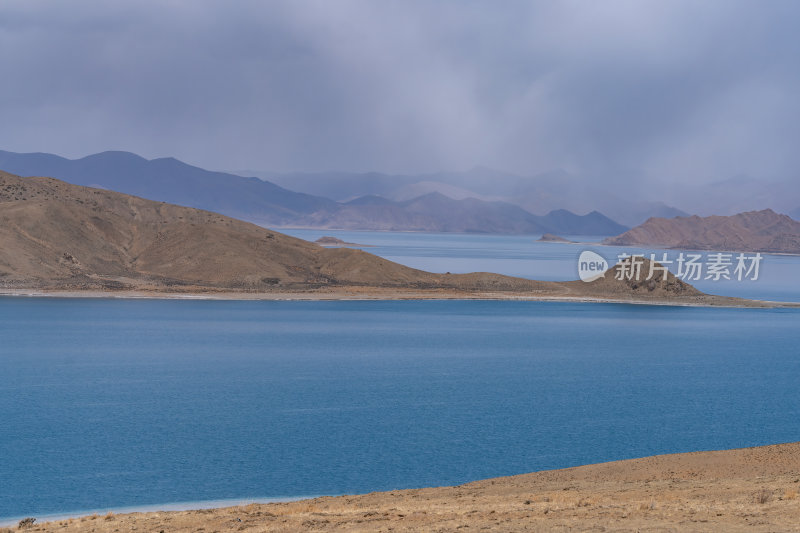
[2,298,799,522]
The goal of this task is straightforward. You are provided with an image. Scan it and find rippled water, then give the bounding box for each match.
[2,298,799,521]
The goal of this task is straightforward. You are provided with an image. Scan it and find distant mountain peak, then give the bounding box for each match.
[413,191,451,201]
[152,156,182,163]
[345,195,396,206]
[545,208,575,216]
[79,150,148,162]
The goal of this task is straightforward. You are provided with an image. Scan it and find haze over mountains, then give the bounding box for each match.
[0,150,626,235]
[5,149,797,256]
[254,168,800,227]
[302,193,626,234]
[657,176,800,223]
[3,149,798,236]
[255,166,688,227]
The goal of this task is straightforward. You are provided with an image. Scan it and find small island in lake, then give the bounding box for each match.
[537,233,575,243]
[314,236,370,247]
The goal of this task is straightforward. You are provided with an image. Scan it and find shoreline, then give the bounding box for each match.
[1,287,797,308]
[0,497,312,528]
[13,442,800,532]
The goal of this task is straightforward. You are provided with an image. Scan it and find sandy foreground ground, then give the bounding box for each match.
[9,442,800,532]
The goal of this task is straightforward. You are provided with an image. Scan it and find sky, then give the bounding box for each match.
[1,0,799,189]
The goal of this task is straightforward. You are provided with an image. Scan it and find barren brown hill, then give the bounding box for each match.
[604,209,800,254]
[0,171,440,291]
[0,171,786,307]
[16,442,800,532]
[563,255,705,302]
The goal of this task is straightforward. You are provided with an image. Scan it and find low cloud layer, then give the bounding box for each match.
[1,0,799,189]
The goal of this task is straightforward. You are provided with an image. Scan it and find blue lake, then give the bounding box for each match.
[282,229,800,302]
[1,298,799,521]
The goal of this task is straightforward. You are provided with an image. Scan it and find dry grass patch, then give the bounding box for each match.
[638,500,657,510]
[264,500,320,517]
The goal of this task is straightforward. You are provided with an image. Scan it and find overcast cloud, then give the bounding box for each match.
[0,0,798,188]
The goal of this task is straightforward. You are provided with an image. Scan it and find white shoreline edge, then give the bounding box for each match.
[0,289,796,308]
[0,495,318,527]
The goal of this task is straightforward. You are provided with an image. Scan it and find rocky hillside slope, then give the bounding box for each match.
[604,209,800,254]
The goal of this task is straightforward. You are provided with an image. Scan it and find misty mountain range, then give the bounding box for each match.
[252,167,689,228]
[251,168,800,227]
[1,149,797,235]
[0,150,626,235]
[301,193,627,234]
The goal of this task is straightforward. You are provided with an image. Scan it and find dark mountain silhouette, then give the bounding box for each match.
[0,149,626,235]
[0,150,337,225]
[298,192,628,235]
[539,209,627,235]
